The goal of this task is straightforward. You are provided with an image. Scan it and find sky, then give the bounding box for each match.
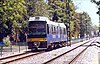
[73,0,99,26]
[44,0,99,26]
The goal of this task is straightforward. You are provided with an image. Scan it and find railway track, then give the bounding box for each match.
[43,38,97,64]
[68,42,93,64]
[0,51,45,64]
[0,38,97,64]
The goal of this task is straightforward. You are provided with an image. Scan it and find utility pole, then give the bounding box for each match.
[66,0,71,45]
[99,7,100,36]
[86,20,88,38]
[80,14,84,39]
[97,6,100,36]
[96,5,100,36]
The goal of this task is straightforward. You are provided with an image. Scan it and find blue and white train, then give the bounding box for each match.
[27,16,67,50]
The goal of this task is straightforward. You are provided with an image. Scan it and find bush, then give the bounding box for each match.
[3,36,10,46]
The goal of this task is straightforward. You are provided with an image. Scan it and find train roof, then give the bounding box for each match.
[58,23,66,28]
[29,16,58,26]
[50,21,59,26]
[29,16,50,22]
[29,16,66,28]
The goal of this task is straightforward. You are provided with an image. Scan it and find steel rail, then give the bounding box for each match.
[0,51,45,64]
[43,39,95,64]
[68,41,95,64]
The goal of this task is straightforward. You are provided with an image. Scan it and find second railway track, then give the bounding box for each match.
[43,38,97,64]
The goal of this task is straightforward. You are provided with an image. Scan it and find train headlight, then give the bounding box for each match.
[34,42,40,47]
[43,38,47,41]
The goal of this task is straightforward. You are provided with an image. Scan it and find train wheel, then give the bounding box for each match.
[46,45,52,51]
[54,44,57,49]
[57,44,61,48]
[64,42,67,46]
[62,42,65,47]
[34,47,38,51]
[54,43,60,49]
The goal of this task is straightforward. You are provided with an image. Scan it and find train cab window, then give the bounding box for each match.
[28,21,46,35]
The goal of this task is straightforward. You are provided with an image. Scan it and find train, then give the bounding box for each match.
[27,16,68,51]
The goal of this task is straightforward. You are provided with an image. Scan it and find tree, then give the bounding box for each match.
[71,12,80,38]
[91,0,100,15]
[0,0,27,35]
[48,0,66,22]
[91,0,100,6]
[80,12,92,38]
[25,0,49,17]
[91,0,100,35]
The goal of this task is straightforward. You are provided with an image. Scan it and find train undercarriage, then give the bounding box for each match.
[28,41,67,51]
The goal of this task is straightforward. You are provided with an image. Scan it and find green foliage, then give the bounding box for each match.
[97,10,100,14]
[48,0,66,22]
[91,0,100,15]
[70,21,74,32]
[34,0,49,17]
[26,0,49,17]
[94,25,100,30]
[80,12,92,36]
[0,0,27,34]
[3,36,10,46]
[91,0,100,5]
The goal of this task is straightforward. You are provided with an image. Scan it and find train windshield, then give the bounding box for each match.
[28,21,46,35]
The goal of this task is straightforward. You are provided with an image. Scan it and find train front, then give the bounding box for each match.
[27,17,47,50]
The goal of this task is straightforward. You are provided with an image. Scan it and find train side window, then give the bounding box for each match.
[51,25,53,34]
[54,26,56,34]
[56,26,58,34]
[52,25,54,34]
[58,26,60,34]
[60,27,62,34]
[56,26,57,34]
[63,28,65,34]
[62,28,64,34]
[52,25,56,34]
[64,28,66,34]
